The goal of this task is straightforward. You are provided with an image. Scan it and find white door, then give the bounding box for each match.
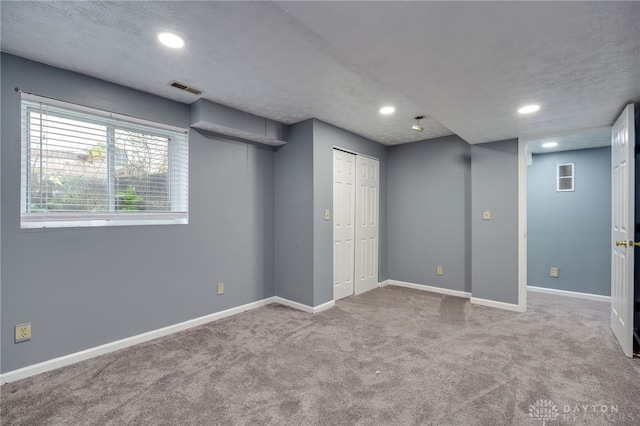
[354,155,379,294]
[333,149,356,300]
[611,103,635,358]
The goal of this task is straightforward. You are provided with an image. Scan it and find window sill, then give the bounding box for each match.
[20,214,188,229]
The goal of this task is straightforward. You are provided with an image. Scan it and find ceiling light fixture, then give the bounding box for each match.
[412,116,425,132]
[158,32,185,48]
[542,142,558,148]
[518,104,540,114]
[380,106,395,115]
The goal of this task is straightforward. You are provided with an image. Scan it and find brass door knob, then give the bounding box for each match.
[616,240,628,247]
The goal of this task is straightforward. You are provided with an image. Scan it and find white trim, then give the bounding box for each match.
[0,297,275,384]
[527,286,610,303]
[312,300,335,313]
[518,137,528,312]
[273,297,335,314]
[378,280,390,287]
[0,296,339,384]
[556,162,575,192]
[471,297,524,312]
[21,216,188,229]
[388,280,472,299]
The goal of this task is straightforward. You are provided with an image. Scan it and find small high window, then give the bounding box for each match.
[556,163,574,192]
[20,94,189,228]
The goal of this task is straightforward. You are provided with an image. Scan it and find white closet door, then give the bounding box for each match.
[333,149,356,300]
[354,155,379,295]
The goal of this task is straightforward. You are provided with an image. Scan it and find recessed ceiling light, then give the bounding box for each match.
[379,106,395,115]
[158,32,184,49]
[518,104,540,114]
[542,142,558,148]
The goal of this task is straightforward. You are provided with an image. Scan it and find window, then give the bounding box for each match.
[556,163,574,192]
[21,94,188,228]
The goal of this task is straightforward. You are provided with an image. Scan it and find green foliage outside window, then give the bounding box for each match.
[117,186,145,211]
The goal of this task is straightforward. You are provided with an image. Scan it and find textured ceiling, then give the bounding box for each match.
[1,1,639,147]
[527,127,611,154]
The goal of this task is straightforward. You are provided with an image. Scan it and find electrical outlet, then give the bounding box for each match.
[550,267,559,278]
[15,323,31,343]
[437,266,444,276]
[217,282,224,295]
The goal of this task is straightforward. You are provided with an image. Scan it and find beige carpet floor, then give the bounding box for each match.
[1,286,639,425]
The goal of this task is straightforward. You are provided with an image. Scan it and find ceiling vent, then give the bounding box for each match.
[169,81,203,95]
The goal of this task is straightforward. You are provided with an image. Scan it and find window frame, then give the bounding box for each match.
[556,162,575,192]
[20,93,189,229]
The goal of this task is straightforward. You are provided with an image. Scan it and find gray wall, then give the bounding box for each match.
[1,53,525,374]
[1,54,275,373]
[387,136,471,292]
[312,119,388,306]
[274,120,314,306]
[274,119,388,307]
[471,139,519,304]
[528,147,611,295]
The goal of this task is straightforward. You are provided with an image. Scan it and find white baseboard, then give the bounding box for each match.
[1,295,340,384]
[470,297,524,312]
[313,300,335,313]
[274,297,335,314]
[388,280,472,299]
[0,295,339,384]
[1,297,280,385]
[388,280,525,313]
[379,280,390,287]
[527,286,610,303]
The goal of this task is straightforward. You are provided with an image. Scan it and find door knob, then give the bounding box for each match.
[616,240,628,247]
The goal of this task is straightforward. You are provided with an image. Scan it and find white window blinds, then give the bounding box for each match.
[20,94,189,228]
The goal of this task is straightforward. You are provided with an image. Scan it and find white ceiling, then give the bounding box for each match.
[1,1,639,146]
[526,127,612,154]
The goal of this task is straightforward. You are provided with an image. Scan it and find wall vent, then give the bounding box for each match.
[557,163,575,192]
[169,81,202,95]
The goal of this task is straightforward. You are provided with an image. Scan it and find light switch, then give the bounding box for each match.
[324,209,330,220]
[482,210,491,220]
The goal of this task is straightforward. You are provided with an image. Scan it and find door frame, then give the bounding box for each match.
[522,130,613,306]
[517,137,528,312]
[521,107,636,358]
